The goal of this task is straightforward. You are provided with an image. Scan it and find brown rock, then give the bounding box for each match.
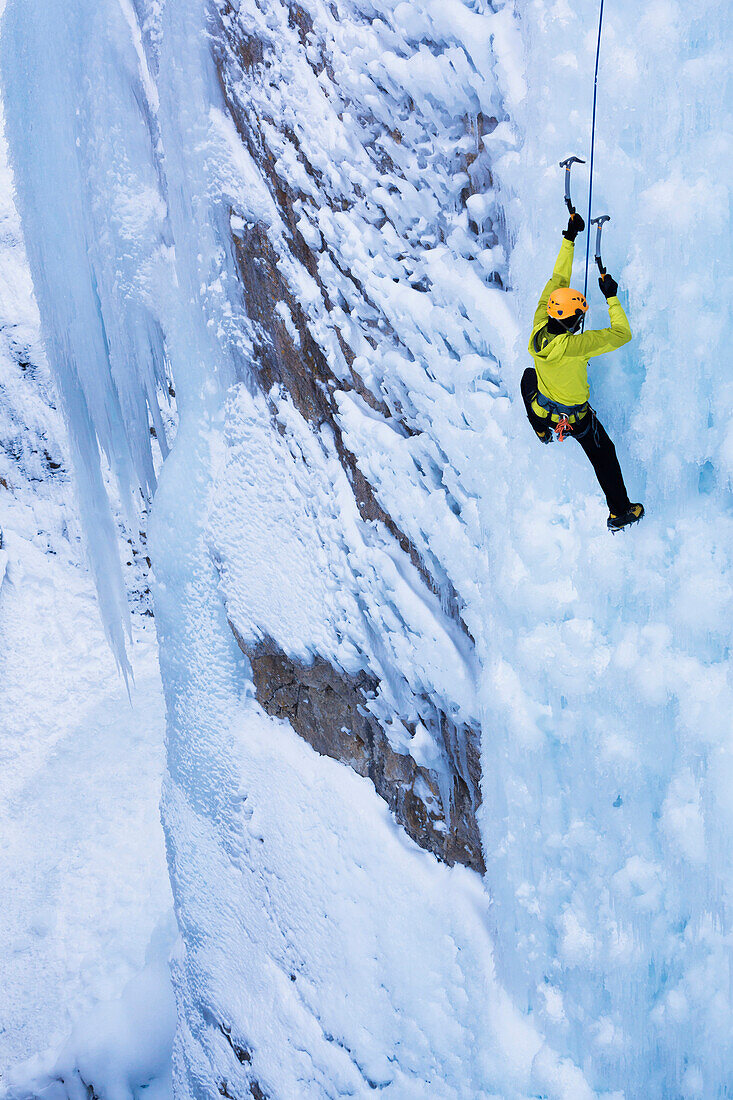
[233,627,485,873]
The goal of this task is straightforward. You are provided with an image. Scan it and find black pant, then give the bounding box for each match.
[521,368,630,516]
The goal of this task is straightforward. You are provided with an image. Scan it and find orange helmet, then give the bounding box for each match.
[547,287,588,320]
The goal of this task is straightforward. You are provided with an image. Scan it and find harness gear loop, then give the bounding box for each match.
[555,416,571,442]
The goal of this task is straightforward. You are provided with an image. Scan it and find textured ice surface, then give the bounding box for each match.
[1,0,175,671]
[163,696,560,1098]
[2,918,176,1100]
[1,0,731,1096]
[0,524,170,1078]
[207,384,479,735]
[0,72,171,1083]
[475,4,733,1094]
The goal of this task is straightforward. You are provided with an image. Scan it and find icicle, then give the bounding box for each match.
[1,0,170,671]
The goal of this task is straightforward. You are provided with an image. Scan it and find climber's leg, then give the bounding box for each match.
[521,368,552,443]
[574,410,630,516]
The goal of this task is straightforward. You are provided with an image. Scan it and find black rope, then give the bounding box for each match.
[583,0,606,300]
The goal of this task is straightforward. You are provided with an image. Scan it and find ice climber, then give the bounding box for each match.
[521,212,644,531]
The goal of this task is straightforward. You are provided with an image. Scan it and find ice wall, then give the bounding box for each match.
[2,0,731,1097]
[475,4,733,1095]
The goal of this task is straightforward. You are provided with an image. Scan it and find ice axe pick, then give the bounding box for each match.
[591,214,611,274]
[559,156,585,215]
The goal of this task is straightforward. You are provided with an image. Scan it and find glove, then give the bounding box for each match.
[599,272,618,298]
[563,212,585,241]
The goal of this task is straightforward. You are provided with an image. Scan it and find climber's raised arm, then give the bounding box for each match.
[532,212,584,330]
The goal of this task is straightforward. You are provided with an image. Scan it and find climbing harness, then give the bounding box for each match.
[530,390,590,442]
[583,0,606,300]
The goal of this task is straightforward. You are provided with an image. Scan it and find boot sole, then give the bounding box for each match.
[608,512,644,534]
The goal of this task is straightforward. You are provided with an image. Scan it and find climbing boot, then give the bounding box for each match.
[607,503,644,532]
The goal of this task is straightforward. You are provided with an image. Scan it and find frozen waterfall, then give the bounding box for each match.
[2,0,731,1096]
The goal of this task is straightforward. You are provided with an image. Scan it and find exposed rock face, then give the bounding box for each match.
[206,0,508,874]
[234,628,484,872]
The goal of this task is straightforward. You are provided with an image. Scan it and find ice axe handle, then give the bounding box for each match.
[559,157,585,216]
[591,215,610,276]
[564,171,574,215]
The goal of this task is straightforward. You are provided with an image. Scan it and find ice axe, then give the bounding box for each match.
[559,156,585,215]
[590,214,610,275]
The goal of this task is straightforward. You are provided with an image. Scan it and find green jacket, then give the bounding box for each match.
[528,238,632,407]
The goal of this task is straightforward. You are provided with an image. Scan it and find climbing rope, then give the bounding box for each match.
[583,0,606,300]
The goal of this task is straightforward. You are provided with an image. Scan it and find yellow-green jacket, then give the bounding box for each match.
[528,238,632,407]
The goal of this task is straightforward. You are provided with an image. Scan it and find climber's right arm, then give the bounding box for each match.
[572,297,632,357]
[571,273,632,357]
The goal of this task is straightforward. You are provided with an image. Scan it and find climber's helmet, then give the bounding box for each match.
[547,287,588,332]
